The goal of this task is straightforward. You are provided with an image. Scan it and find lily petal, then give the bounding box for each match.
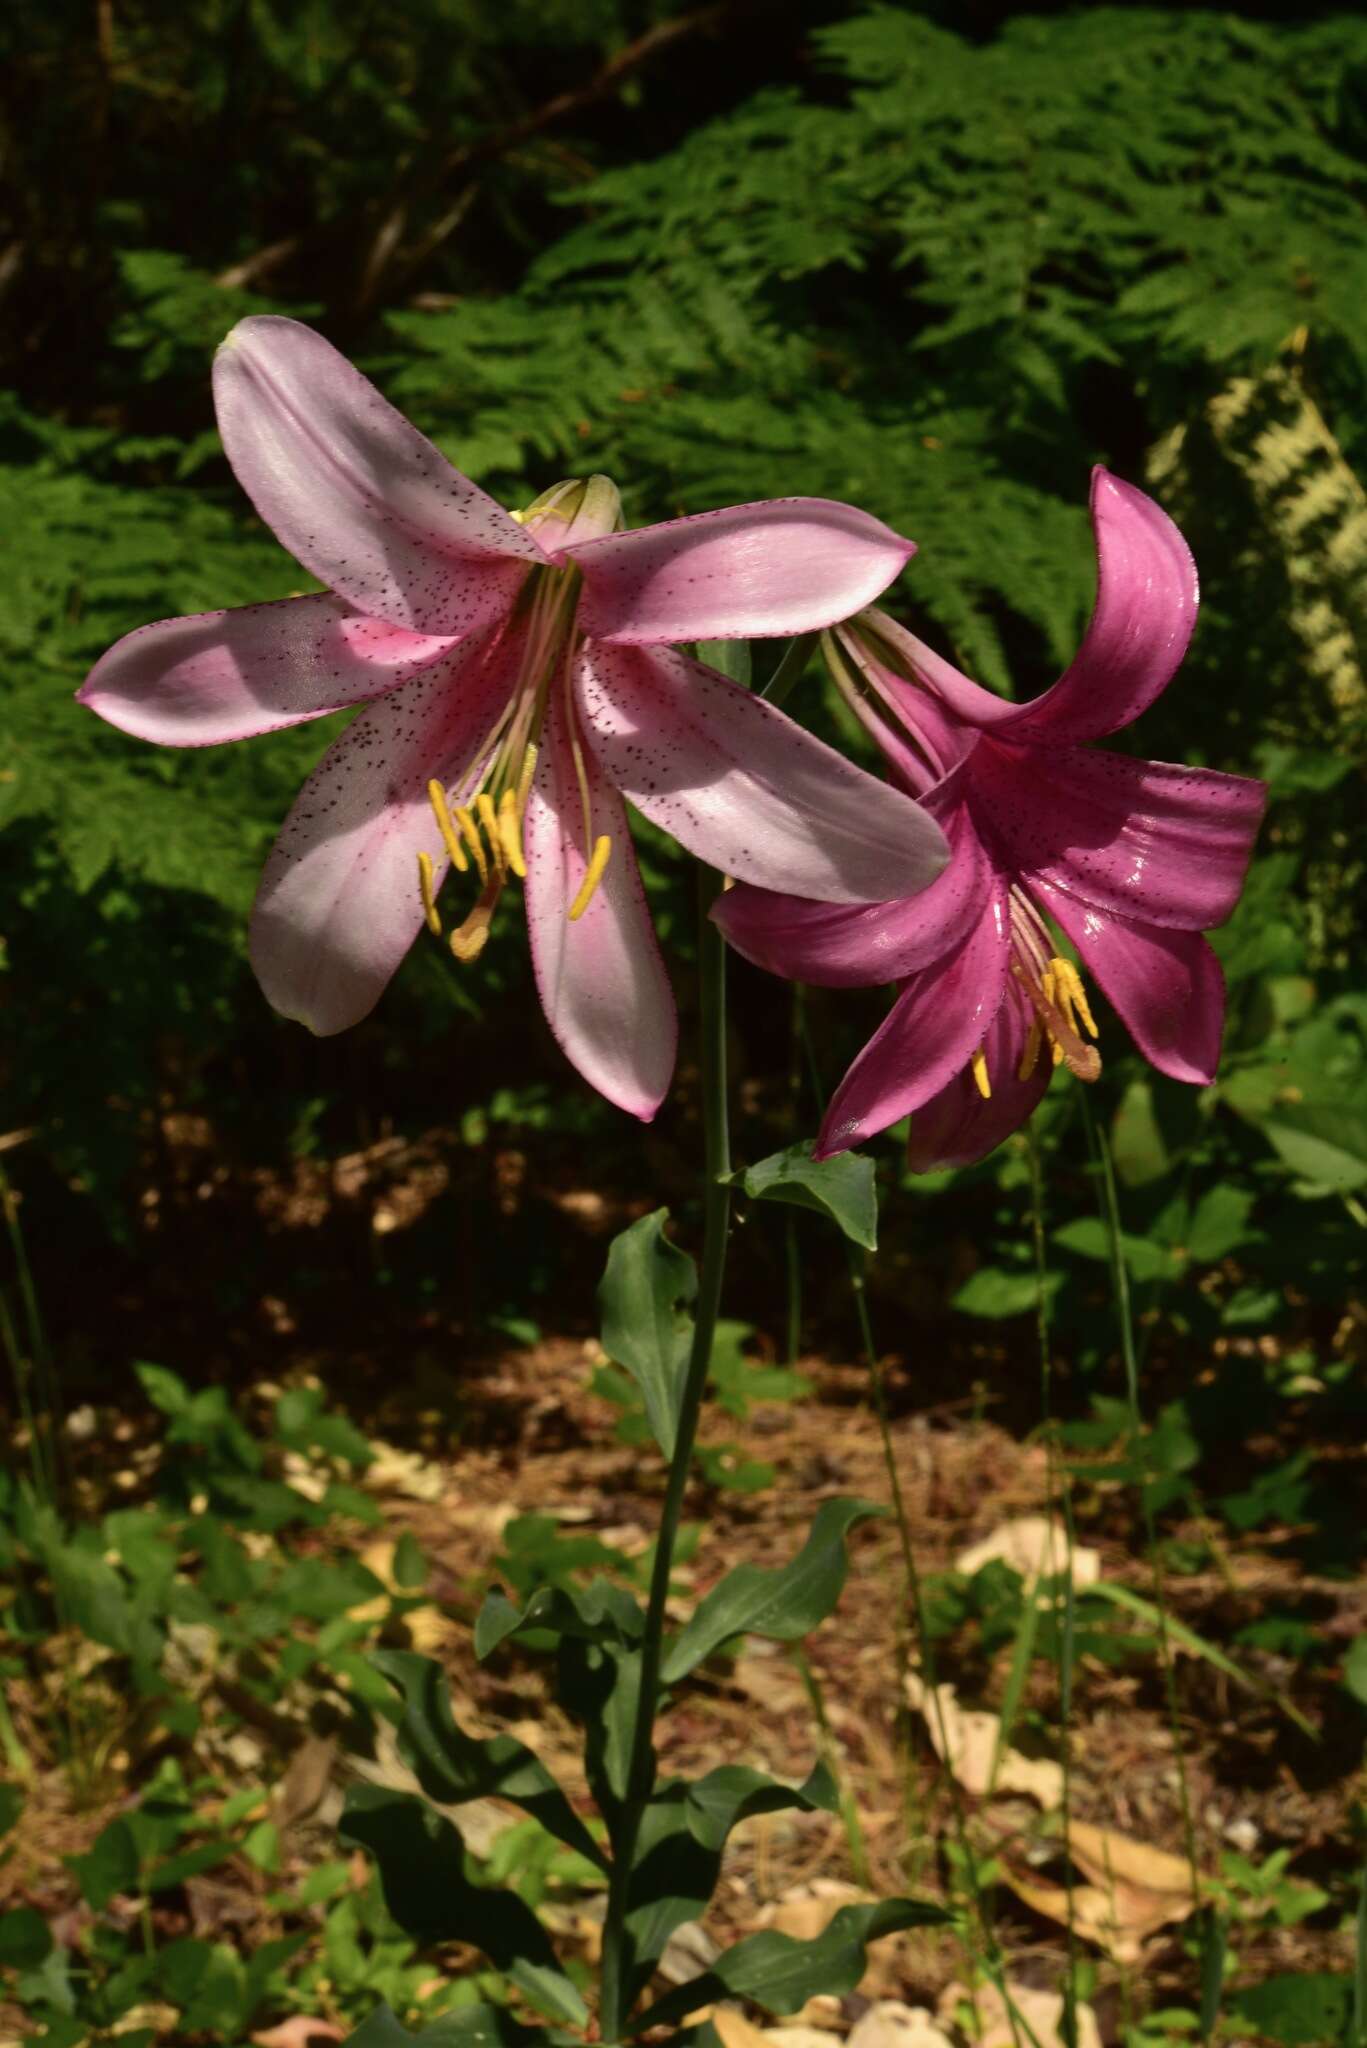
[524,694,676,1120]
[78,594,457,745]
[1040,883,1225,1084]
[869,471,1197,746]
[904,986,1053,1172]
[214,315,540,635]
[815,887,1010,1157]
[578,643,948,904]
[974,739,1266,930]
[248,619,523,1033]
[570,499,914,645]
[712,796,989,987]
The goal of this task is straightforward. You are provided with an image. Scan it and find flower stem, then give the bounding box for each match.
[598,863,733,2042]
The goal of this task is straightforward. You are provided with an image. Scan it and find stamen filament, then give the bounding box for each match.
[568,835,612,921]
[427,780,468,874]
[416,849,442,936]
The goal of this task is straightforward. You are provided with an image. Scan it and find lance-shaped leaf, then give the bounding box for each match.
[475,1578,645,1661]
[662,1499,885,1684]
[340,1785,588,2029]
[598,1210,697,1458]
[557,1636,643,1831]
[619,1762,840,2006]
[633,1898,948,2031]
[344,2006,549,2048]
[371,1651,607,1870]
[731,1142,879,1251]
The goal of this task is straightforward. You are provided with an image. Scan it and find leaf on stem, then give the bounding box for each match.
[598,1209,698,1460]
[369,1650,607,1870]
[633,1899,948,2030]
[339,1786,589,2028]
[619,1762,840,2006]
[731,1142,878,1251]
[474,1578,645,1661]
[661,1498,886,1684]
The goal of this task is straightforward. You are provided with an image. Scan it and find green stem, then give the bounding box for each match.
[598,864,733,2042]
[1080,1097,1205,2021]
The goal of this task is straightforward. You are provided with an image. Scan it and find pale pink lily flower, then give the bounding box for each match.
[713,469,1268,1169]
[80,316,947,1118]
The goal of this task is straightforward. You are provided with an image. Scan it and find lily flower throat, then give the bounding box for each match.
[418,477,620,965]
[826,620,1102,1101]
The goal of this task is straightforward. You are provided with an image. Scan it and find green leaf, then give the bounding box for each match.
[634,1898,946,2029]
[1053,1216,1174,1284]
[340,1786,588,2028]
[0,1786,22,1839]
[732,1143,878,1251]
[616,1764,838,2011]
[0,1907,52,1968]
[1343,1635,1367,1707]
[475,1578,645,1661]
[695,640,752,687]
[68,1818,139,1909]
[952,1267,1058,1318]
[684,1760,839,1851]
[598,1211,697,1460]
[662,1499,884,1683]
[1227,1972,1351,2045]
[555,1637,642,1824]
[393,1530,428,1590]
[372,1650,607,1869]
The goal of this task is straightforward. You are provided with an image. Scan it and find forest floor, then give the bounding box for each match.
[5,1320,1362,2048]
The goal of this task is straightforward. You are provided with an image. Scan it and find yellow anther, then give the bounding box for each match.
[970,1047,992,1100]
[1051,956,1098,1038]
[1018,1018,1045,1082]
[453,805,488,884]
[498,786,526,879]
[476,791,505,873]
[568,835,613,921]
[416,849,442,937]
[427,780,468,874]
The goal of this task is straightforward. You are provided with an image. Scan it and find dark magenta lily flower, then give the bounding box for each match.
[712,469,1268,1169]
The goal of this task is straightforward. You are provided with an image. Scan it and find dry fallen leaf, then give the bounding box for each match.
[955,1516,1100,1588]
[765,2027,846,2048]
[251,2022,346,2048]
[1000,1820,1201,1964]
[905,1675,1064,1807]
[714,2012,778,2048]
[846,1999,955,2048]
[939,1979,1101,2048]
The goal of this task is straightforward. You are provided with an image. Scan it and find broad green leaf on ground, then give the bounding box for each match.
[633,1898,948,2030]
[598,1210,697,1459]
[952,1267,1061,1318]
[371,1651,607,1869]
[661,1499,885,1683]
[340,1787,588,2028]
[732,1142,878,1251]
[0,1908,52,1968]
[1227,1972,1351,2045]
